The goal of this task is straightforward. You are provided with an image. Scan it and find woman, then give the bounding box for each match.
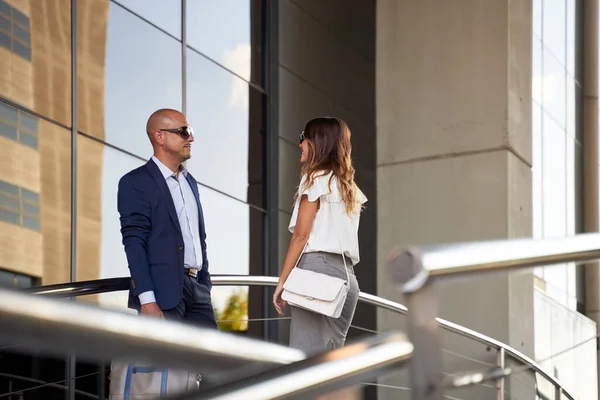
[273,116,367,356]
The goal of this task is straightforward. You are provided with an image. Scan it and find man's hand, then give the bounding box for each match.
[140,302,164,318]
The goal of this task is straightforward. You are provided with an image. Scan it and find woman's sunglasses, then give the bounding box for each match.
[160,126,194,139]
[299,130,305,144]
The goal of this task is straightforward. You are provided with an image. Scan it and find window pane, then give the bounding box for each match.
[14,273,35,288]
[0,180,18,196]
[0,120,17,140]
[76,134,144,311]
[0,14,9,32]
[566,138,574,236]
[533,0,542,38]
[186,51,265,207]
[22,201,39,217]
[0,30,8,49]
[20,112,38,133]
[12,39,31,61]
[532,102,543,239]
[198,185,265,331]
[0,192,19,211]
[19,131,37,149]
[13,23,29,45]
[0,269,16,288]
[113,0,181,39]
[566,0,575,75]
[0,1,9,17]
[21,187,39,204]
[0,1,71,126]
[532,36,543,104]
[77,0,182,159]
[186,0,263,85]
[543,0,566,65]
[0,209,19,224]
[542,111,566,238]
[0,115,71,285]
[22,215,40,231]
[12,6,29,30]
[0,101,17,122]
[542,45,566,128]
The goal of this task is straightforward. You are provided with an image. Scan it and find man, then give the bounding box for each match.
[117,108,217,328]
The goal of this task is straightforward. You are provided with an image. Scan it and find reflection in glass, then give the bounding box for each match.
[114,0,181,39]
[77,0,182,159]
[542,45,566,128]
[197,185,264,330]
[186,0,263,85]
[533,0,542,38]
[543,0,566,65]
[0,108,71,286]
[565,138,581,236]
[566,0,575,75]
[566,75,576,138]
[187,50,265,207]
[76,134,144,310]
[532,37,543,104]
[542,112,566,239]
[532,103,543,239]
[0,0,71,126]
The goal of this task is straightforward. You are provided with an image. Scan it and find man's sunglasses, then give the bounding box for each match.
[159,126,194,139]
[299,130,305,144]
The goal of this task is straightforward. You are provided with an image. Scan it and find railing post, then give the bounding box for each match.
[496,348,505,400]
[390,251,443,400]
[555,385,563,400]
[404,285,443,400]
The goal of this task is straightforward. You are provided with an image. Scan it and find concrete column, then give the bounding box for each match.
[376,1,533,399]
[582,0,600,393]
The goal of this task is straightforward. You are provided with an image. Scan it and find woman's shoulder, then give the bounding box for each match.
[297,171,336,201]
[300,171,334,188]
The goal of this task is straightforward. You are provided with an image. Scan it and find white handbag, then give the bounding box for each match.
[281,196,350,319]
[109,361,200,399]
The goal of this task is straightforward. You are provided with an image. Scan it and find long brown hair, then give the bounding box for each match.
[297,117,362,215]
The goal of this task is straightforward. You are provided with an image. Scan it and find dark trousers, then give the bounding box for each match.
[162,275,218,329]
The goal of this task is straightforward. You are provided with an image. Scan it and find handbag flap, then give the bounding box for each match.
[283,268,346,301]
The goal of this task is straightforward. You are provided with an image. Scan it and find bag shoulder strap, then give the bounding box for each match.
[290,190,351,285]
[329,195,350,284]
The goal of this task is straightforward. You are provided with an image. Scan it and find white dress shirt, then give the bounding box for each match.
[138,156,203,305]
[288,172,367,266]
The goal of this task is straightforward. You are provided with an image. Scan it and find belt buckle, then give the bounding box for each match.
[188,268,198,278]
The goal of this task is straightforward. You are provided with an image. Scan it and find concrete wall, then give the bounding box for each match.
[534,289,598,400]
[276,0,377,348]
[376,0,534,398]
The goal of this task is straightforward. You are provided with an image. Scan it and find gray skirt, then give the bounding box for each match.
[289,252,360,356]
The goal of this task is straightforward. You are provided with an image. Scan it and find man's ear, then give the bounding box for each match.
[153,131,164,145]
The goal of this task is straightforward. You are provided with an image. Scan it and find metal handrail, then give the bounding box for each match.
[389,233,600,400]
[0,286,413,399]
[389,232,600,293]
[180,333,413,400]
[0,286,304,379]
[24,274,574,398]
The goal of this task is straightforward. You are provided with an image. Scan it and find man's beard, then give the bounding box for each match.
[167,147,191,162]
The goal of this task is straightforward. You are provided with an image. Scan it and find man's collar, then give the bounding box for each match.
[151,156,188,179]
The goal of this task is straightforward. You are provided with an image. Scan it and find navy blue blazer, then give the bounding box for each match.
[117,159,210,311]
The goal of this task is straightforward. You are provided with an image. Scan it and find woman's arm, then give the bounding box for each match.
[278,195,319,285]
[273,195,319,315]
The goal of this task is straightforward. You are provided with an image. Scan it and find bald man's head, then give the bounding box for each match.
[146,109,186,141]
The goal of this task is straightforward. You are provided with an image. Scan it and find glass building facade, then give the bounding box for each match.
[531,0,585,310]
[0,0,274,396]
[0,0,271,314]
